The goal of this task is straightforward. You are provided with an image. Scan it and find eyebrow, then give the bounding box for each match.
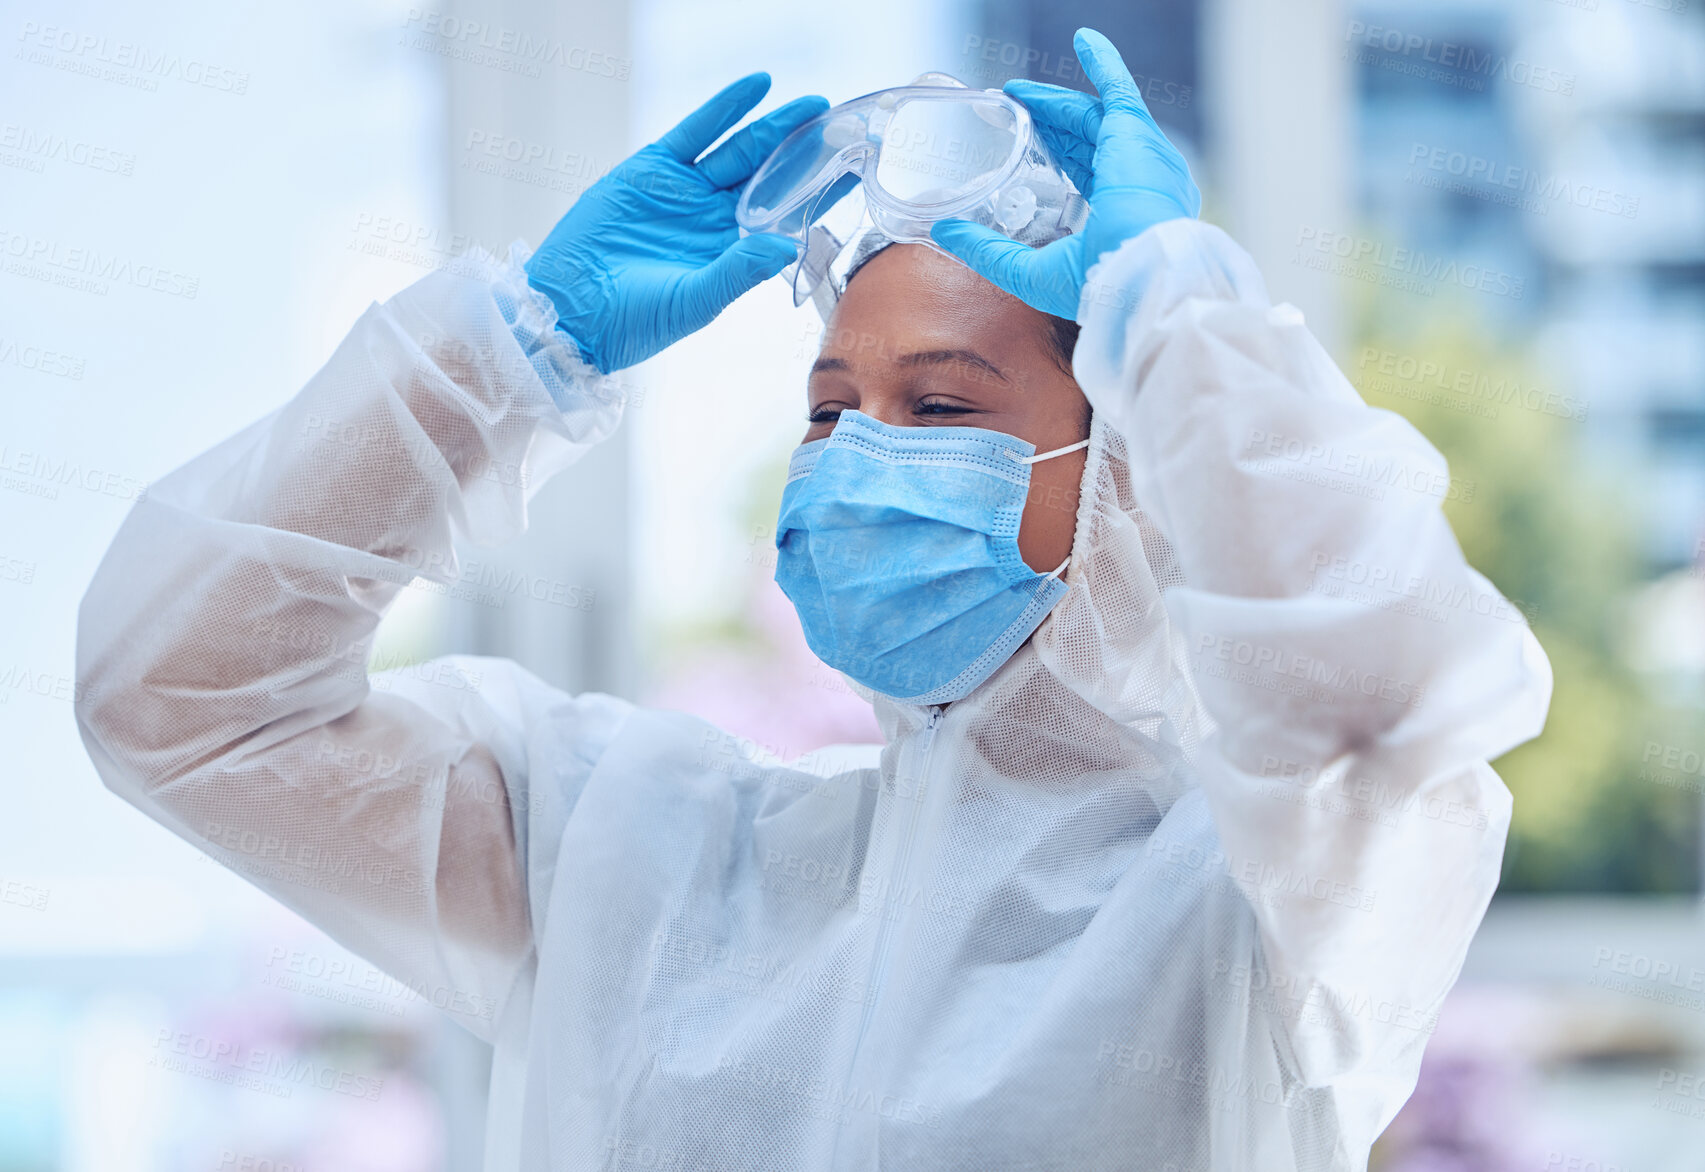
[810,349,1009,382]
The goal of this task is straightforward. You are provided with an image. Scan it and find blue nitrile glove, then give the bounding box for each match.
[929,28,1200,320]
[525,74,828,374]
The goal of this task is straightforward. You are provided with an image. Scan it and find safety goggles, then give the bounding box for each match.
[735,73,1086,315]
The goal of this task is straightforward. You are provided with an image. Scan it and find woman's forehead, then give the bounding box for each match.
[821,244,1042,363]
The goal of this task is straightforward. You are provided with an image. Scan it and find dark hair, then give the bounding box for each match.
[844,243,1082,380]
[1042,315,1080,379]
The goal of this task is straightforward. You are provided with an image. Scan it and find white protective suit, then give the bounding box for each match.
[76,218,1552,1171]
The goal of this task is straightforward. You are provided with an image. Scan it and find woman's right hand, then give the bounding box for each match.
[524,74,827,375]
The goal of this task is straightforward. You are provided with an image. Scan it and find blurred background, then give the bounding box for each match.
[1,0,1702,1166]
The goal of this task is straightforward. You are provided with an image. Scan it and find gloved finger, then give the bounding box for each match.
[1073,30,1177,195]
[1004,79,1103,146]
[1073,29,1154,124]
[1003,79,1100,194]
[928,221,1065,320]
[658,72,773,164]
[1091,124,1196,214]
[1026,121,1096,197]
[681,234,798,322]
[930,219,1033,293]
[932,220,1085,318]
[698,94,830,189]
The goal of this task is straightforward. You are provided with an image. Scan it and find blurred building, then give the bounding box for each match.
[1352,0,1705,569]
[1351,0,1538,328]
[966,0,1202,141]
[1523,3,1705,571]
[975,0,1705,570]
[965,0,1355,352]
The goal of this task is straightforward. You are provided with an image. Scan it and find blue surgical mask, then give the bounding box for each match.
[774,409,1088,705]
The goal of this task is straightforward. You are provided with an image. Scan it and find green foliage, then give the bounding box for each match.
[1344,308,1698,893]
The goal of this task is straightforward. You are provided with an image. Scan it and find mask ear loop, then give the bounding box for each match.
[1005,437,1089,465]
[1004,437,1089,581]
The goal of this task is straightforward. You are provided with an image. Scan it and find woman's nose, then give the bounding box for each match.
[854,397,910,429]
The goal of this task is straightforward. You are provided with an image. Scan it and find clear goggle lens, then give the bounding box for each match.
[737,81,1082,312]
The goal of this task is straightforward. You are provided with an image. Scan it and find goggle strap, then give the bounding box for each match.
[1062,192,1090,235]
[809,276,840,318]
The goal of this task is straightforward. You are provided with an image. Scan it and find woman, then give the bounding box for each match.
[77,29,1550,1172]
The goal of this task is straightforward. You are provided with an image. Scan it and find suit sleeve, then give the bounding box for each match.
[75,242,632,1040]
[1072,219,1552,1090]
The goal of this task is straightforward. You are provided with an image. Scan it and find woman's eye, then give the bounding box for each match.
[916,400,974,416]
[807,407,842,424]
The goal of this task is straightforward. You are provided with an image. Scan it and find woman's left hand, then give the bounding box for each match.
[930,27,1200,320]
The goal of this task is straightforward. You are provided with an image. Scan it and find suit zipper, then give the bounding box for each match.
[827,704,944,1168]
[853,703,943,1051]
